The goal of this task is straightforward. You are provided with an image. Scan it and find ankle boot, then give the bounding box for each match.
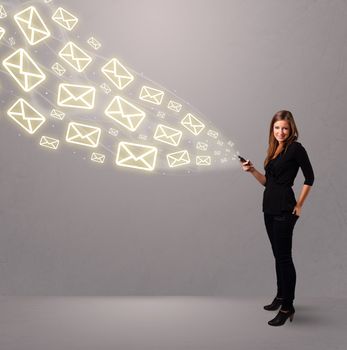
[268,307,295,326]
[263,297,283,311]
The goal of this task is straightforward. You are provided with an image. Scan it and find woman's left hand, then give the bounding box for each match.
[292,204,302,217]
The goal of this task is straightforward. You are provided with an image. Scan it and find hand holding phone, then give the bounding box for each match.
[239,155,254,172]
[238,155,248,163]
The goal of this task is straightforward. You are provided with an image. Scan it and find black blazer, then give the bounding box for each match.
[262,141,314,214]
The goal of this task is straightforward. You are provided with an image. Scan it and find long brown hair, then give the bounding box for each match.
[264,110,299,168]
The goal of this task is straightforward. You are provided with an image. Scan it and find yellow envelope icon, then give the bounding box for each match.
[101,58,134,90]
[139,86,164,105]
[116,142,158,172]
[167,150,190,168]
[50,109,65,120]
[14,6,50,45]
[7,98,46,134]
[167,100,182,113]
[59,42,92,72]
[58,83,95,109]
[91,152,105,164]
[66,122,101,148]
[52,7,78,31]
[196,155,211,166]
[207,129,219,139]
[196,142,208,151]
[181,113,205,136]
[0,5,7,19]
[0,27,5,40]
[105,96,145,131]
[40,136,59,150]
[2,48,46,92]
[87,37,101,50]
[51,62,65,76]
[153,124,182,147]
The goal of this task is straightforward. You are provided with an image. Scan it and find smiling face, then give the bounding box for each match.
[273,120,291,143]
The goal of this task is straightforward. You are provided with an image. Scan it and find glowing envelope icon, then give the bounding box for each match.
[52,7,78,31]
[2,48,46,92]
[101,58,134,90]
[116,142,158,172]
[57,83,96,109]
[167,150,190,168]
[66,122,101,148]
[105,96,146,132]
[7,98,46,134]
[14,6,50,45]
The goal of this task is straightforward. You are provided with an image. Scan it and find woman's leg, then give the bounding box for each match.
[272,213,299,309]
[264,214,283,299]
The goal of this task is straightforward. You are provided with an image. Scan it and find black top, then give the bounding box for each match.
[262,141,314,214]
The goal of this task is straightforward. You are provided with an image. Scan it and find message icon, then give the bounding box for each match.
[52,7,78,31]
[66,122,101,148]
[91,152,105,164]
[7,98,46,134]
[50,109,65,120]
[181,113,205,136]
[14,6,50,45]
[167,100,182,113]
[116,142,158,172]
[153,124,182,147]
[59,42,92,73]
[58,83,96,109]
[105,96,146,132]
[40,136,59,150]
[3,48,46,92]
[101,58,134,90]
[139,86,164,105]
[87,37,101,50]
[167,150,190,168]
[196,156,211,166]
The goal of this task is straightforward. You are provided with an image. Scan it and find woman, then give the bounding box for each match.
[241,110,314,327]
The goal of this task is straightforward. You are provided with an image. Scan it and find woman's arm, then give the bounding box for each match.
[241,160,266,186]
[292,184,312,216]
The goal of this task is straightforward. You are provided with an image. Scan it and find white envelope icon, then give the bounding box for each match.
[105,96,146,131]
[59,42,92,72]
[116,142,158,172]
[87,37,101,50]
[139,86,164,105]
[51,62,66,76]
[181,113,205,136]
[66,122,101,148]
[167,150,191,168]
[14,6,50,45]
[101,58,134,90]
[58,83,96,109]
[153,124,182,146]
[40,136,59,150]
[7,98,46,134]
[52,7,78,31]
[167,100,182,113]
[196,155,211,166]
[50,109,65,120]
[2,48,46,92]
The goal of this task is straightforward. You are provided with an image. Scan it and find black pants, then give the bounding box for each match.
[264,212,299,309]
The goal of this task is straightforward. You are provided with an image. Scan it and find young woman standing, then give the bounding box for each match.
[241,110,314,326]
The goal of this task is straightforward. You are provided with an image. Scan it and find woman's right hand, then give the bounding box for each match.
[241,160,254,172]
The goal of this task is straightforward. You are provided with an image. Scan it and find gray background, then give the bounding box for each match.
[1,0,346,298]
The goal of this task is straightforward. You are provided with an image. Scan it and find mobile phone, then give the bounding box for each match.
[238,155,247,163]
